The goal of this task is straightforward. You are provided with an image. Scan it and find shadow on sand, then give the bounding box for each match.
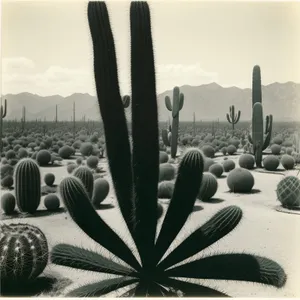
[95,203,115,210]
[41,185,58,195]
[202,198,225,204]
[225,188,261,195]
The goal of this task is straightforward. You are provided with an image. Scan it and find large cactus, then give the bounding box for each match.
[249,65,273,165]
[226,105,241,131]
[0,98,7,154]
[165,87,184,158]
[14,158,41,213]
[0,223,48,283]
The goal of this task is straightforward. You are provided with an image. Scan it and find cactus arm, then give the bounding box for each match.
[262,115,273,151]
[234,110,241,124]
[165,96,172,111]
[1,99,7,118]
[226,113,232,124]
[179,93,184,110]
[265,115,269,135]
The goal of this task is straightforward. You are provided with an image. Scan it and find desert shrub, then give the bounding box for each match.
[1,175,13,189]
[5,150,16,160]
[221,147,227,155]
[227,145,237,155]
[44,194,60,211]
[36,150,51,166]
[1,192,16,214]
[86,155,99,169]
[159,151,169,164]
[271,144,281,155]
[0,164,14,178]
[80,142,94,156]
[222,159,235,172]
[67,163,78,174]
[201,145,215,158]
[204,157,215,172]
[239,154,255,170]
[157,181,174,199]
[227,168,254,193]
[58,145,73,159]
[92,178,110,206]
[276,176,300,208]
[281,154,295,170]
[198,172,218,201]
[18,148,28,159]
[208,163,224,178]
[44,173,55,186]
[263,155,280,171]
[159,163,176,182]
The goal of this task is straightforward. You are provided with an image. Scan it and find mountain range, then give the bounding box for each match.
[2,82,300,122]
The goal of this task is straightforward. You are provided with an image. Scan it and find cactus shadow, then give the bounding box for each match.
[202,198,225,204]
[225,188,261,195]
[193,205,204,212]
[0,207,66,221]
[94,203,115,210]
[219,175,227,179]
[42,162,64,168]
[0,275,72,297]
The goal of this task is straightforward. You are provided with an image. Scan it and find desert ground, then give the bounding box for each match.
[1,149,300,298]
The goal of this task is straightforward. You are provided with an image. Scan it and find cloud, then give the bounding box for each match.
[2,57,220,96]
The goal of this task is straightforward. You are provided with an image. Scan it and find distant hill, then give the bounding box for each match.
[2,82,300,122]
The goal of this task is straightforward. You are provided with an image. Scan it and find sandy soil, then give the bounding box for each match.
[1,152,300,297]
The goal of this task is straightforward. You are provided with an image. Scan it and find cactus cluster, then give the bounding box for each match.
[0,223,48,283]
[49,2,287,297]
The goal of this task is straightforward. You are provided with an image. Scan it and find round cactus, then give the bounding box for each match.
[58,145,73,159]
[1,164,14,178]
[204,157,215,172]
[14,159,41,214]
[18,148,28,159]
[222,159,235,172]
[76,157,83,165]
[159,151,169,164]
[238,154,255,170]
[158,181,174,199]
[67,163,78,174]
[272,136,283,145]
[276,176,300,208]
[263,155,280,171]
[198,172,218,201]
[92,178,110,206]
[0,223,48,283]
[5,150,16,160]
[201,145,215,158]
[1,193,16,215]
[227,168,254,193]
[73,166,94,198]
[208,163,224,178]
[1,175,13,189]
[159,163,176,182]
[44,173,55,186]
[281,154,295,170]
[227,145,237,155]
[86,155,99,169]
[44,194,60,211]
[221,147,227,155]
[271,144,281,155]
[80,142,94,156]
[36,150,52,166]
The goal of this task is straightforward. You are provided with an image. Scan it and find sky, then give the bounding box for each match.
[1,0,300,97]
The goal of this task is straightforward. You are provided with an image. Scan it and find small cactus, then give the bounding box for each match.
[276,176,300,208]
[73,166,94,198]
[1,193,16,215]
[0,223,48,283]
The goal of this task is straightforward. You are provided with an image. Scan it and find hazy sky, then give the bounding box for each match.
[2,0,300,96]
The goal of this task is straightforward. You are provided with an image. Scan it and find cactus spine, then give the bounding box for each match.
[226,105,241,131]
[0,98,7,154]
[249,65,273,167]
[165,87,184,158]
[15,158,41,213]
[0,223,48,282]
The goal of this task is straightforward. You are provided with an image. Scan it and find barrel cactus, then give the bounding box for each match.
[227,145,237,155]
[263,155,280,171]
[0,223,48,283]
[204,157,215,171]
[1,192,16,215]
[222,159,235,172]
[86,155,99,169]
[201,145,215,158]
[281,155,295,170]
[80,142,94,156]
[1,175,13,189]
[44,194,60,211]
[198,172,218,201]
[158,180,175,199]
[14,158,41,213]
[227,168,255,193]
[73,166,94,198]
[276,176,300,208]
[44,173,55,186]
[159,151,169,164]
[208,163,224,178]
[36,150,51,166]
[270,144,281,155]
[238,154,255,170]
[159,163,176,182]
[92,178,110,206]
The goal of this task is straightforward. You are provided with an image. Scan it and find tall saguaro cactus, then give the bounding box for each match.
[165,87,184,158]
[226,105,241,131]
[0,98,7,153]
[249,65,273,167]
